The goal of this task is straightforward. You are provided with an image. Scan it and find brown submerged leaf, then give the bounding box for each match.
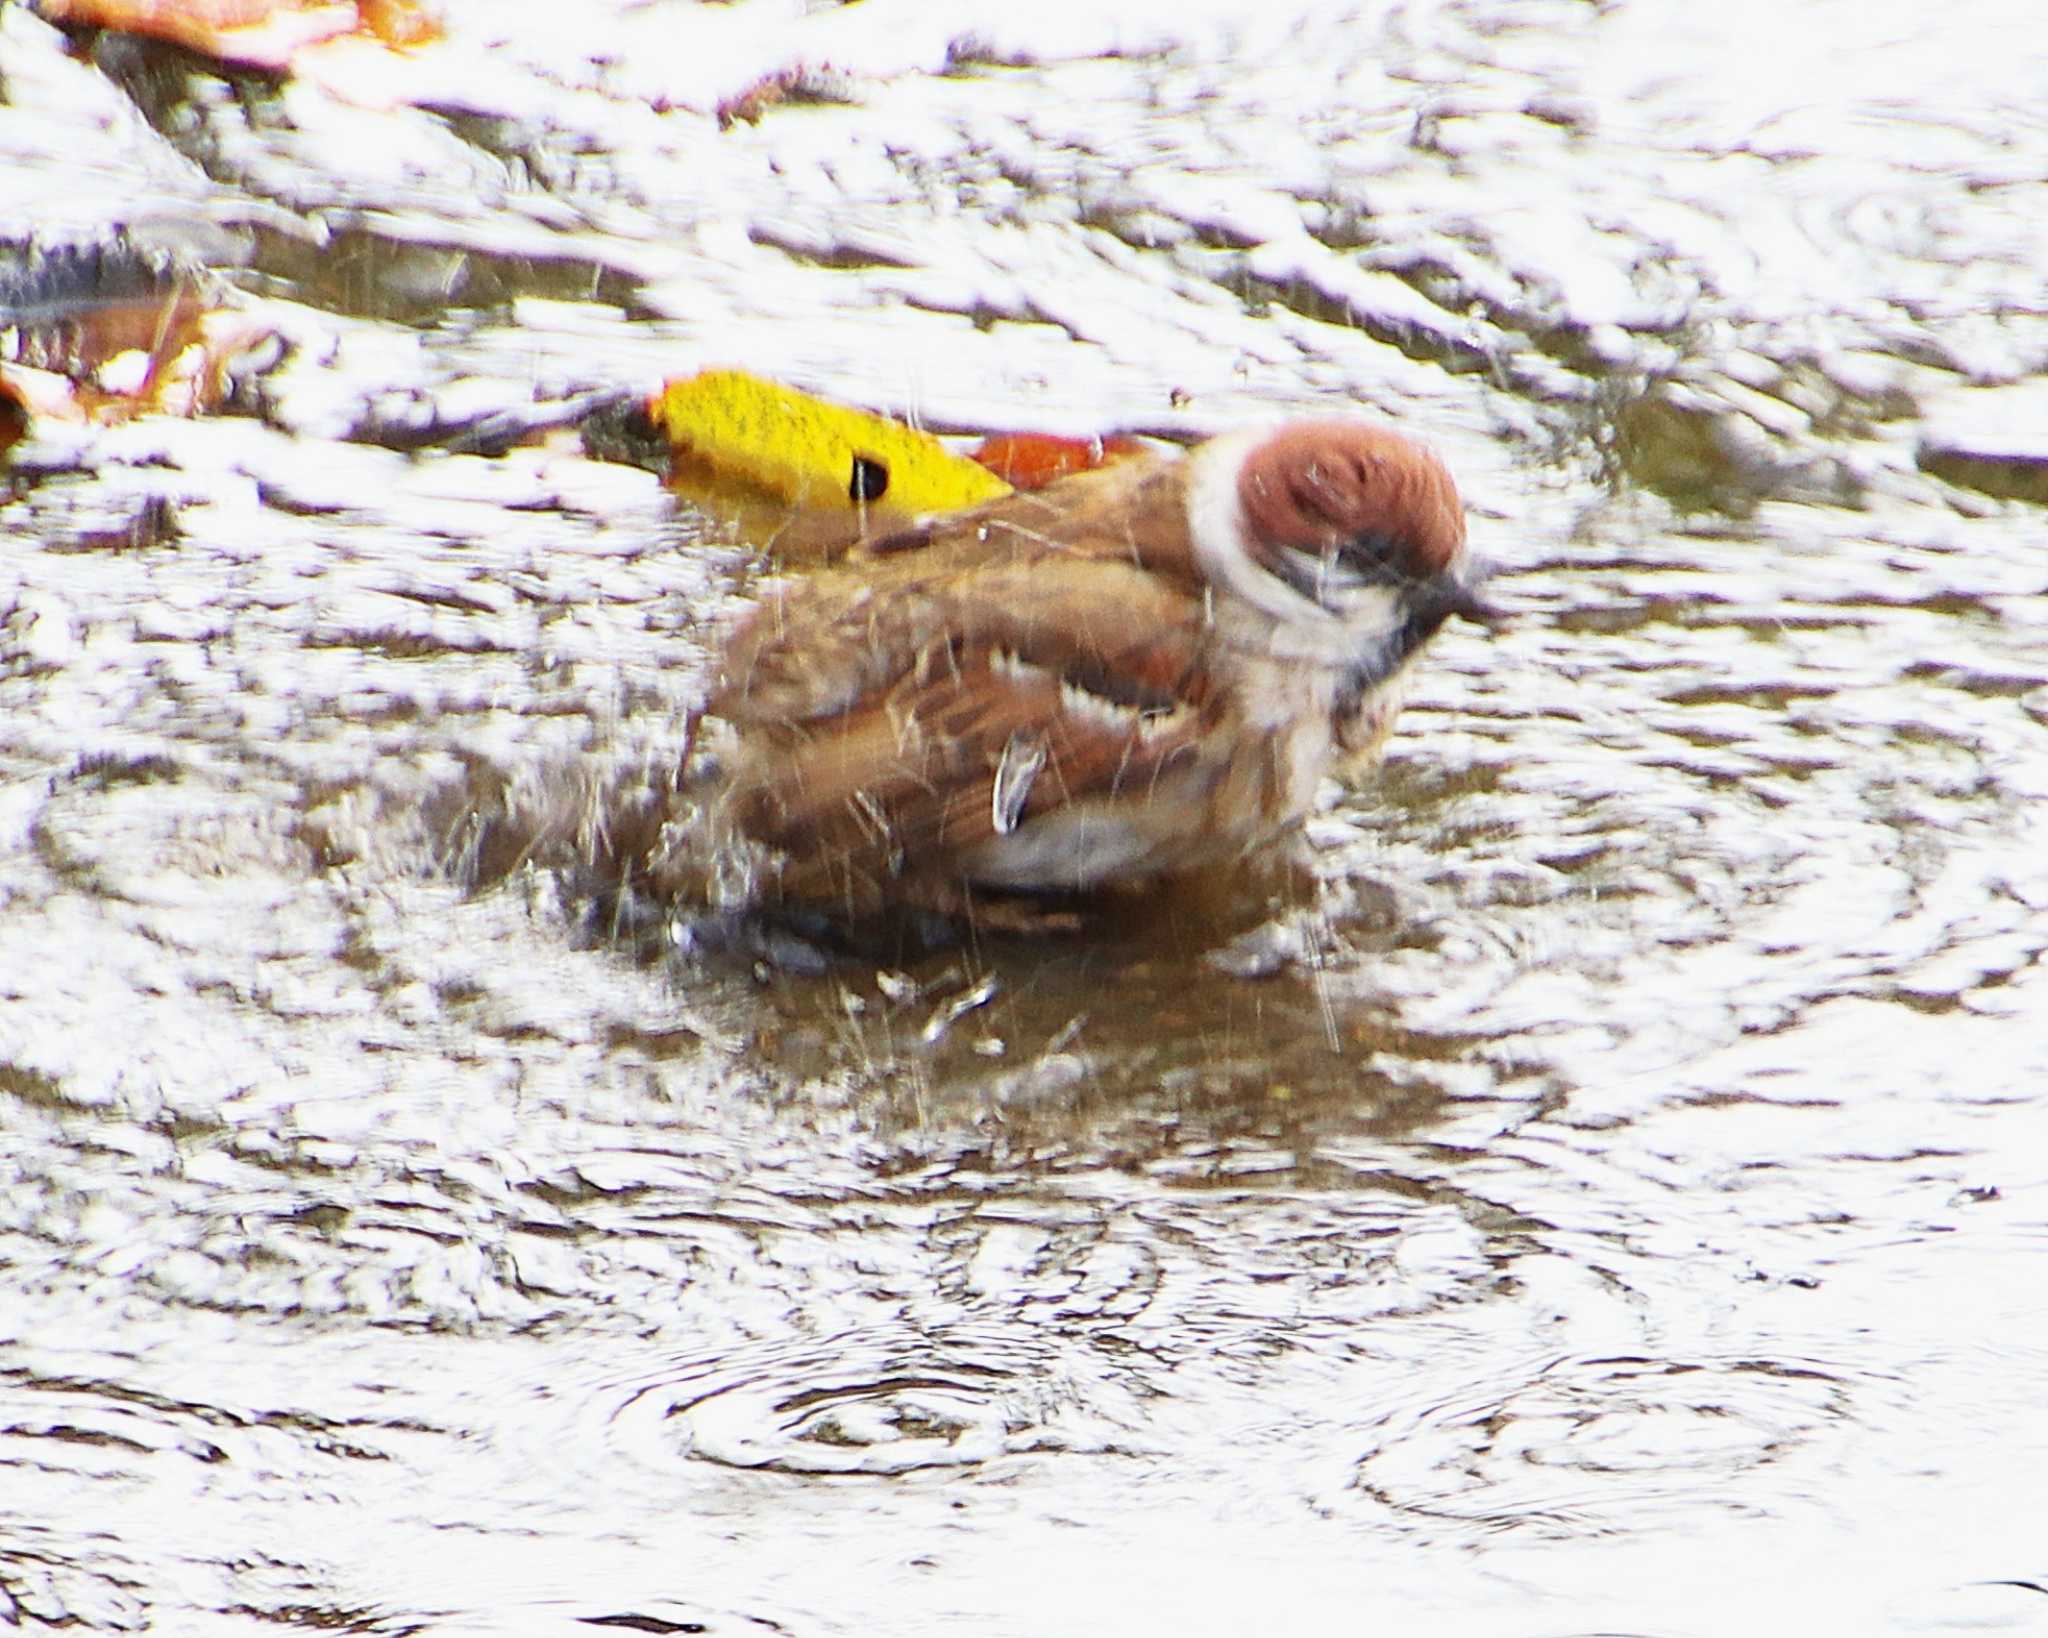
[38,0,441,73]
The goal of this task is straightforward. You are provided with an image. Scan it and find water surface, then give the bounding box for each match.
[3,2,2046,1633]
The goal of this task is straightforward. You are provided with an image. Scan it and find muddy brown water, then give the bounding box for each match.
[3,2,2047,1634]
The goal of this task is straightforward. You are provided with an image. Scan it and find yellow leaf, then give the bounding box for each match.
[648,370,1012,515]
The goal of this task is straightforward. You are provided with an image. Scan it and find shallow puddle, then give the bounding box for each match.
[3,1,2046,1633]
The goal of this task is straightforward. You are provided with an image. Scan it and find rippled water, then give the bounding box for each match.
[4,1,2047,1633]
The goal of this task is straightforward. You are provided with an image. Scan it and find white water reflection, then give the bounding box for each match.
[4,0,2048,1634]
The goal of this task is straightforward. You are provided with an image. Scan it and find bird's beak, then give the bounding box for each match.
[1446,582,1504,626]
[1436,555,1507,627]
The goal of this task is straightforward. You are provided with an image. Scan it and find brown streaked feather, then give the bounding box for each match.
[855,447,1199,578]
[712,546,1206,731]
[710,448,1203,732]
[718,628,1216,910]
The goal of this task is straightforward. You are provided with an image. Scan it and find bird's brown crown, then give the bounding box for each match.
[1235,421,1466,582]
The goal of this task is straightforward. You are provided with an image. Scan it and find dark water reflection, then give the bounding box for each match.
[4,0,2047,1633]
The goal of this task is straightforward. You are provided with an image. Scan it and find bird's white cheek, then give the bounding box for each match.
[1255,584,1404,664]
[1185,428,1310,627]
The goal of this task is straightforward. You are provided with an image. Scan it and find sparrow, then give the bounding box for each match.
[666,418,1491,926]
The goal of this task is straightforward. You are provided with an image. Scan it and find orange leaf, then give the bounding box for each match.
[969,431,1147,490]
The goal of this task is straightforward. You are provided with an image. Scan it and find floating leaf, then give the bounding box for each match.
[970,431,1147,490]
[646,369,1012,516]
[716,63,861,130]
[36,0,441,74]
[0,237,281,440]
[37,0,358,69]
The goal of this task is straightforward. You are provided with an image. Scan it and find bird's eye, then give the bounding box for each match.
[1340,529,1411,578]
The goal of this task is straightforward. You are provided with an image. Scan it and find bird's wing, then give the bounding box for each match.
[853,448,1195,573]
[708,447,1201,729]
[709,553,1219,909]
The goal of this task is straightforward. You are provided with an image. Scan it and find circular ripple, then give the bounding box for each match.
[1350,1351,1855,1537]
[607,1320,1149,1477]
